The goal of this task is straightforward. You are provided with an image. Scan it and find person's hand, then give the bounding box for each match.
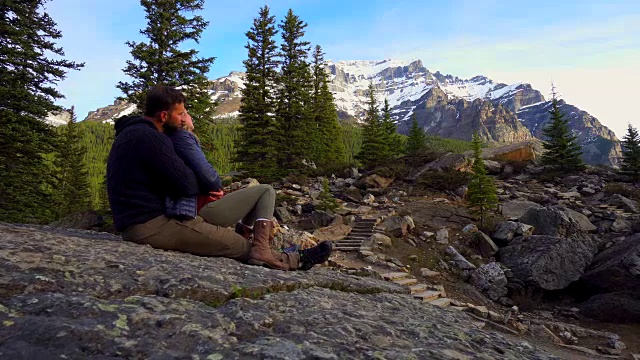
[209,190,224,200]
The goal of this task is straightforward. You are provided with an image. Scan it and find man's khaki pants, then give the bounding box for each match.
[123,215,299,269]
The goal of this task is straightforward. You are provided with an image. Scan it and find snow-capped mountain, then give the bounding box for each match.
[80,58,621,166]
[325,59,538,121]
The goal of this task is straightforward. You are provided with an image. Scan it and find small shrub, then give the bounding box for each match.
[535,170,564,183]
[424,135,476,154]
[276,193,298,206]
[287,173,308,186]
[371,160,408,179]
[316,178,339,212]
[309,163,352,178]
[477,213,502,235]
[417,170,470,192]
[603,182,640,201]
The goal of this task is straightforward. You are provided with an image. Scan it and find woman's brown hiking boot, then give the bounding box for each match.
[247,220,288,270]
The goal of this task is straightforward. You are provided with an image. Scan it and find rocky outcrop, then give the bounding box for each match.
[0,223,559,359]
[578,290,640,323]
[580,233,640,295]
[519,207,585,239]
[499,235,596,290]
[402,87,534,144]
[84,99,136,123]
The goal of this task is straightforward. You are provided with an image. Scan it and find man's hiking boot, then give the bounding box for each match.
[248,220,288,270]
[235,221,253,240]
[298,241,333,271]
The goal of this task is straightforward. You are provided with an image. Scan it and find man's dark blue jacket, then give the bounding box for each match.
[106,116,198,232]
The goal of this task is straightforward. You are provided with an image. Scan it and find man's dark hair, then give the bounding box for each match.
[144,85,186,117]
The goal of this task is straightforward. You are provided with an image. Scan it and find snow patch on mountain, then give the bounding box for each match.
[44,111,71,127]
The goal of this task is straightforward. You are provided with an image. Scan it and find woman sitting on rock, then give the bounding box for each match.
[165,112,332,271]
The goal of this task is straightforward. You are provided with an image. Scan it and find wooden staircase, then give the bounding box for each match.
[334,218,377,251]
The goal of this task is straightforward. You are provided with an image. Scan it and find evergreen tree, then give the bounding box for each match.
[117,0,215,123]
[0,0,84,223]
[381,99,403,158]
[311,45,345,167]
[540,90,585,171]
[98,173,110,213]
[235,6,280,180]
[467,132,498,227]
[621,123,640,181]
[341,122,363,165]
[406,113,426,155]
[275,9,313,172]
[356,83,386,168]
[55,107,91,217]
[76,121,114,209]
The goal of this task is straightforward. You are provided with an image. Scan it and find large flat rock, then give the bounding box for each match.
[0,223,558,359]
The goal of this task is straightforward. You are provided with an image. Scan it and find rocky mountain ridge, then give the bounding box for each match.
[74,59,621,166]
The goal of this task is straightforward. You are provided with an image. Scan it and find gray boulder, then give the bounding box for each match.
[445,246,476,271]
[436,228,449,244]
[519,206,583,238]
[484,160,502,175]
[470,231,499,257]
[499,235,597,290]
[609,194,639,213]
[579,290,640,323]
[580,233,640,294]
[380,216,410,237]
[611,217,632,233]
[469,262,508,301]
[298,210,335,230]
[274,206,293,223]
[407,153,469,181]
[561,208,597,233]
[492,221,533,245]
[501,200,542,219]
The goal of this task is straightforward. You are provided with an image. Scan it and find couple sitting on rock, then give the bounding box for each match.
[106,85,332,270]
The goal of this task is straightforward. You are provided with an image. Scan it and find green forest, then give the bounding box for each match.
[6,0,627,225]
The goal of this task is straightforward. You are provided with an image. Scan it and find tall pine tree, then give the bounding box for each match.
[311,45,345,168]
[540,89,585,171]
[117,0,215,123]
[55,107,91,218]
[356,83,386,168]
[406,113,426,155]
[235,6,280,180]
[0,0,84,223]
[381,98,403,158]
[275,9,313,172]
[467,132,498,227]
[621,123,640,181]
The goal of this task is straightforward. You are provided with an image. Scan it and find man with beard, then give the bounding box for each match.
[107,85,331,270]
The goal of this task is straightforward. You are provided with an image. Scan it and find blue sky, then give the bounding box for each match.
[46,0,640,137]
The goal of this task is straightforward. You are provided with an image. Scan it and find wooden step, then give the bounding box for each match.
[381,272,409,280]
[428,298,452,308]
[334,246,361,251]
[409,284,428,294]
[393,277,418,286]
[413,290,442,302]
